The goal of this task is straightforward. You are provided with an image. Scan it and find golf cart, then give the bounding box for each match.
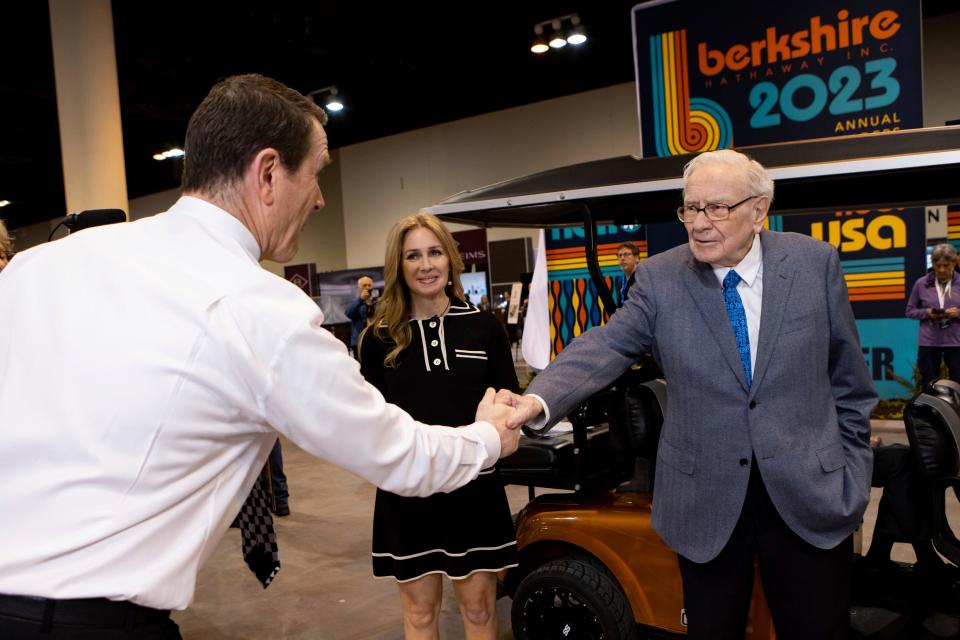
[426,127,960,639]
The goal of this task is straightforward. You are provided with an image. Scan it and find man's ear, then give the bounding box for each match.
[250,148,281,206]
[753,196,771,230]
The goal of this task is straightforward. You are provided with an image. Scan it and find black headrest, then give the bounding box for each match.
[904,392,960,481]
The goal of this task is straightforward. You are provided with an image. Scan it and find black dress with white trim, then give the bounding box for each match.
[359,300,520,582]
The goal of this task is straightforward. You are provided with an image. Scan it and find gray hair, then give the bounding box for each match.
[682,149,775,202]
[931,243,958,263]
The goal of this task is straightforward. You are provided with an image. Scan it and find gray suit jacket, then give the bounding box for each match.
[526,230,877,563]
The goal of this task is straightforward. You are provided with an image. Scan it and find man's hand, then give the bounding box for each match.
[494,389,544,430]
[475,387,521,457]
[360,288,371,302]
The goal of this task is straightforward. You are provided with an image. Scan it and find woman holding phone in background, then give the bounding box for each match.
[359,213,518,639]
[906,242,960,386]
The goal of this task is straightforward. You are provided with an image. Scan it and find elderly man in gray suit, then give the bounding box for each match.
[499,149,877,639]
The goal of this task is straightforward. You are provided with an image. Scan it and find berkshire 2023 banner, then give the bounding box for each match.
[632,0,922,156]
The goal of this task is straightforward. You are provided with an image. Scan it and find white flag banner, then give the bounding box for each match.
[521,229,551,371]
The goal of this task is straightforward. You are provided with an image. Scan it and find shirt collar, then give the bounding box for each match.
[169,196,261,262]
[712,233,762,287]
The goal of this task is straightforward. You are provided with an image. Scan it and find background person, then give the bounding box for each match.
[359,213,519,640]
[345,275,376,358]
[497,149,876,640]
[0,74,519,640]
[616,241,640,307]
[0,217,11,272]
[906,243,960,387]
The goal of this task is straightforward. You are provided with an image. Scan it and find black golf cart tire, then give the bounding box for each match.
[511,556,638,640]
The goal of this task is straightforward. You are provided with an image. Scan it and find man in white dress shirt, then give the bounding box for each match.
[0,74,519,639]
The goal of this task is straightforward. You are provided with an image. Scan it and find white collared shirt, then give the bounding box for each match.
[711,233,763,374]
[0,197,500,610]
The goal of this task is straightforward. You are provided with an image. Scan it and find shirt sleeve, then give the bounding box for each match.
[261,317,502,497]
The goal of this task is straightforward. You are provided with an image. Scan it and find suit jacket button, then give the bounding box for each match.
[749,400,757,409]
[739,458,749,467]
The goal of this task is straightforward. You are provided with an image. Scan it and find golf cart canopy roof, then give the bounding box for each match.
[424,126,960,229]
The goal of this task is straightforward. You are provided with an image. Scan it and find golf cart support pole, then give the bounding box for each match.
[580,203,617,318]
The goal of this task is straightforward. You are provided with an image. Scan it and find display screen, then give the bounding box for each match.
[461,271,488,305]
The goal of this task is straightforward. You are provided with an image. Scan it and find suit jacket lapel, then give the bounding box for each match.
[753,230,795,392]
[683,257,750,392]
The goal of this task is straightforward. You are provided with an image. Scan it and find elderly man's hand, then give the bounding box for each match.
[494,389,544,430]
[475,388,522,457]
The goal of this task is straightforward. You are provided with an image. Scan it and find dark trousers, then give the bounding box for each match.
[677,463,852,640]
[0,596,181,639]
[871,444,930,543]
[917,345,960,388]
[269,438,288,507]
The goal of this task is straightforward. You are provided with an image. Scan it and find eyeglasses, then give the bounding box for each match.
[676,195,761,223]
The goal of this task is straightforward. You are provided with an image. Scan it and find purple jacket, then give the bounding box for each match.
[906,271,960,347]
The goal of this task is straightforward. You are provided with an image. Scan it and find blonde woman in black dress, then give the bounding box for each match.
[359,213,518,639]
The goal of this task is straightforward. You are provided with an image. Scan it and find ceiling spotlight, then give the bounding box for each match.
[310,85,344,114]
[531,24,549,54]
[566,15,587,45]
[0,200,10,208]
[548,21,567,48]
[325,89,343,112]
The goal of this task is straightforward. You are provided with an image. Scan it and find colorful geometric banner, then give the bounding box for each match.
[769,208,925,397]
[776,208,925,319]
[947,205,960,253]
[857,318,920,400]
[545,226,647,357]
[633,0,923,156]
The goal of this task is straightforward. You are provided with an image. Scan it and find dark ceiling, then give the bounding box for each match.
[1,1,957,231]
[0,0,641,230]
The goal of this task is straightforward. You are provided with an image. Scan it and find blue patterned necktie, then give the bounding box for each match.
[722,270,752,387]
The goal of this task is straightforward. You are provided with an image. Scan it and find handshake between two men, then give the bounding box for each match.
[474,388,546,457]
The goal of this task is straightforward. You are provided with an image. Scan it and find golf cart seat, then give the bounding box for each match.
[498,365,666,496]
[903,379,960,567]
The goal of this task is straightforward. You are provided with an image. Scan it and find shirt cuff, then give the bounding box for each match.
[525,393,551,432]
[468,421,502,469]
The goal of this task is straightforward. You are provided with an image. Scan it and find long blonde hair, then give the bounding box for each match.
[361,213,466,367]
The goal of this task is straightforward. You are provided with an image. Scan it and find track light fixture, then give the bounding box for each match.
[308,85,344,114]
[530,13,587,55]
[152,147,184,161]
